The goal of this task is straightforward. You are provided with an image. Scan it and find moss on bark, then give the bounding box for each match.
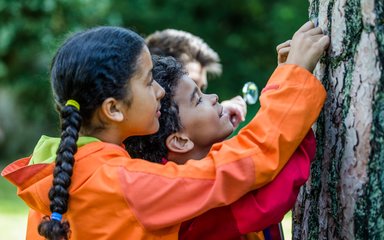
[355,1,384,239]
[294,0,383,239]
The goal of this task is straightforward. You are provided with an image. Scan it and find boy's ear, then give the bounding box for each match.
[166,133,194,153]
[100,97,124,122]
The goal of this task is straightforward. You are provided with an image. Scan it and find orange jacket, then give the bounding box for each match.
[2,64,326,239]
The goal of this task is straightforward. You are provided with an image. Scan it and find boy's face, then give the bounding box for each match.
[173,75,234,148]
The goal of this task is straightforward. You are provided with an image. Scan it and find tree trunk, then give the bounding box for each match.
[292,0,384,239]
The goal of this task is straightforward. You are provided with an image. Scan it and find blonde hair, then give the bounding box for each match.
[146,29,222,76]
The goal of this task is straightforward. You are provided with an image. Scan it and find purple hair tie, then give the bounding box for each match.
[161,157,168,164]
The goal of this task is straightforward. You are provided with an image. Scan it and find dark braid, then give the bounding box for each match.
[38,105,81,240]
[38,26,145,239]
[125,56,185,163]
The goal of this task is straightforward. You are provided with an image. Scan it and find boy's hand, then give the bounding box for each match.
[276,40,291,65]
[222,96,247,128]
[286,21,330,72]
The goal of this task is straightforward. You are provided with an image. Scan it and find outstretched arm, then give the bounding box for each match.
[178,130,316,239]
[230,130,316,234]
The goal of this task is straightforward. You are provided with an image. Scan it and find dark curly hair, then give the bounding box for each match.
[124,56,186,163]
[38,26,145,240]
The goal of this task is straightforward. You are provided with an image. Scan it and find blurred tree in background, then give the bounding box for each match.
[0,0,308,163]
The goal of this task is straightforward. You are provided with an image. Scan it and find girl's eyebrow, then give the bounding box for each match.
[190,87,199,103]
[146,68,153,81]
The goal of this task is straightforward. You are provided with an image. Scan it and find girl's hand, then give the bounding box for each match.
[286,21,330,72]
[276,40,291,66]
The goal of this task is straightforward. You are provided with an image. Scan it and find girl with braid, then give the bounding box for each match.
[2,21,328,239]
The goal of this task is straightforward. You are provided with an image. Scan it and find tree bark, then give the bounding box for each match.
[292,0,384,239]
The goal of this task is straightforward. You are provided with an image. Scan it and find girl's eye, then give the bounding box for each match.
[148,78,154,86]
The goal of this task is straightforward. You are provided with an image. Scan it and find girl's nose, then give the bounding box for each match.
[154,81,165,100]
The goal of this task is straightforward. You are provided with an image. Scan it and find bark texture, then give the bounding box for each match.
[292,0,383,239]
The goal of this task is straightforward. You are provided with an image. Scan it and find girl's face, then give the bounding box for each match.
[174,75,234,148]
[122,47,165,137]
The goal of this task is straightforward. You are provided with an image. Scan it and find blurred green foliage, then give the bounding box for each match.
[0,0,308,163]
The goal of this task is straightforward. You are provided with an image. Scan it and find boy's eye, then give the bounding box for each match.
[196,96,202,106]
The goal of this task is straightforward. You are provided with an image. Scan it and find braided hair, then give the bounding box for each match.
[125,56,186,163]
[38,26,145,240]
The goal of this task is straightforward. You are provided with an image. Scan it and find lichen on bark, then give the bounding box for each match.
[354,1,384,239]
[294,0,383,239]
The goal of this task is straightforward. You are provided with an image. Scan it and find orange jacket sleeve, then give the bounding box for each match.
[117,64,326,229]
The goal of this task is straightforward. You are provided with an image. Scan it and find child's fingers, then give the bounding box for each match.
[306,27,324,36]
[278,47,290,65]
[317,35,330,49]
[311,18,319,28]
[276,40,291,52]
[278,46,290,55]
[296,21,315,33]
[310,34,326,42]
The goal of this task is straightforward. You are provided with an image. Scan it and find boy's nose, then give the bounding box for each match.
[209,94,219,104]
